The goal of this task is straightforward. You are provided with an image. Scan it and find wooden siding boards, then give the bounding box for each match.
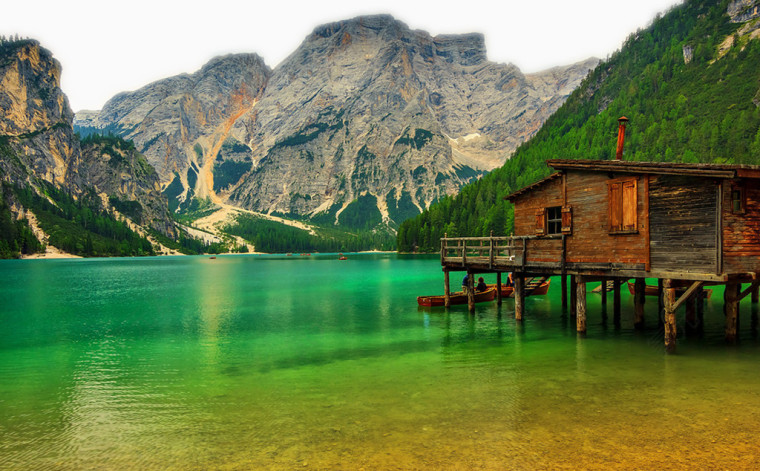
[649,175,717,273]
[723,182,760,273]
[564,171,647,266]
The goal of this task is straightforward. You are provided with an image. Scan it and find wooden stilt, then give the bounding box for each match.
[561,274,568,309]
[725,282,739,343]
[576,276,587,334]
[514,275,524,321]
[600,277,608,308]
[664,279,677,353]
[444,270,451,308]
[658,279,665,328]
[753,285,759,304]
[496,272,503,306]
[467,271,475,313]
[613,280,621,326]
[696,285,705,334]
[570,275,577,317]
[634,278,646,329]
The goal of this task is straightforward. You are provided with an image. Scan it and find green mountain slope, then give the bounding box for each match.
[398,0,760,252]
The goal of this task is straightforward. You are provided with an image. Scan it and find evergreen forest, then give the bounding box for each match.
[398,0,760,252]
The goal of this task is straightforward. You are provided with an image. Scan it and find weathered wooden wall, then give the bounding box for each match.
[564,171,648,267]
[723,181,760,273]
[649,175,717,273]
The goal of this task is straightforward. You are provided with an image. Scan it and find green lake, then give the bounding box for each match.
[2,253,760,469]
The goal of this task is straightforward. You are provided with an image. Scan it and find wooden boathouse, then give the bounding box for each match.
[441,154,760,352]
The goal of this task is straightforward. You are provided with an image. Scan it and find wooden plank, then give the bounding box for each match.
[671,281,705,311]
[444,270,451,308]
[643,175,651,271]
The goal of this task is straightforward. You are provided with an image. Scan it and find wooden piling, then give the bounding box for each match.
[600,277,608,308]
[664,279,677,353]
[496,272,503,306]
[634,278,645,329]
[725,282,739,343]
[561,274,568,309]
[467,271,475,313]
[443,270,451,308]
[658,279,665,328]
[753,285,759,304]
[570,275,578,317]
[576,276,587,334]
[613,280,621,325]
[514,275,524,321]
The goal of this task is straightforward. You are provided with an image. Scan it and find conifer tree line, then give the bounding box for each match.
[398,0,760,252]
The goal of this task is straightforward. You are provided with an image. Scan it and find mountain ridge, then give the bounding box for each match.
[75,14,597,230]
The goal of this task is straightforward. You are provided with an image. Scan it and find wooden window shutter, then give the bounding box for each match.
[561,206,572,234]
[535,208,546,235]
[622,179,637,231]
[608,181,622,232]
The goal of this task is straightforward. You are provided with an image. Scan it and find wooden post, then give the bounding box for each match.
[444,270,451,308]
[753,285,759,303]
[725,282,739,344]
[634,278,646,329]
[561,274,568,310]
[664,279,677,353]
[658,279,665,329]
[600,277,608,308]
[613,280,621,326]
[576,276,587,334]
[514,275,524,321]
[496,272,503,306]
[570,275,578,317]
[467,271,475,313]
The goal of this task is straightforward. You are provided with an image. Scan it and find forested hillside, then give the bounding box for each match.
[398,0,760,252]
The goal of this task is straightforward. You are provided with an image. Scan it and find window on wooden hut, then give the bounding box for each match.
[732,186,745,214]
[607,178,637,233]
[546,206,562,234]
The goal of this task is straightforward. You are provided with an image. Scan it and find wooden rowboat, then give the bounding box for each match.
[487,279,551,298]
[417,287,496,307]
[626,281,712,299]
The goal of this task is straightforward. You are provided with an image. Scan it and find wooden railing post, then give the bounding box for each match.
[441,233,447,264]
[489,231,494,269]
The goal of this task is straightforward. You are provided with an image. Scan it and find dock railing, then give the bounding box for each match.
[441,234,566,271]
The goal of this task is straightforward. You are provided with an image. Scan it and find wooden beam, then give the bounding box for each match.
[577,276,587,334]
[664,279,677,353]
[738,280,760,302]
[561,274,568,309]
[514,275,524,321]
[725,282,739,343]
[467,271,475,313]
[613,280,622,325]
[672,281,705,311]
[496,272,503,306]
[444,270,451,308]
[600,277,608,307]
[643,175,651,271]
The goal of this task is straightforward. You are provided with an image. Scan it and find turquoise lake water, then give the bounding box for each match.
[2,253,760,469]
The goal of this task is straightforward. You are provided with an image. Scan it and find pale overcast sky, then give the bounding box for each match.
[2,0,683,112]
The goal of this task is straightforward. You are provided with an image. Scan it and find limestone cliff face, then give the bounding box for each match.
[76,15,597,227]
[0,40,175,238]
[0,40,80,187]
[79,137,176,237]
[76,54,271,208]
